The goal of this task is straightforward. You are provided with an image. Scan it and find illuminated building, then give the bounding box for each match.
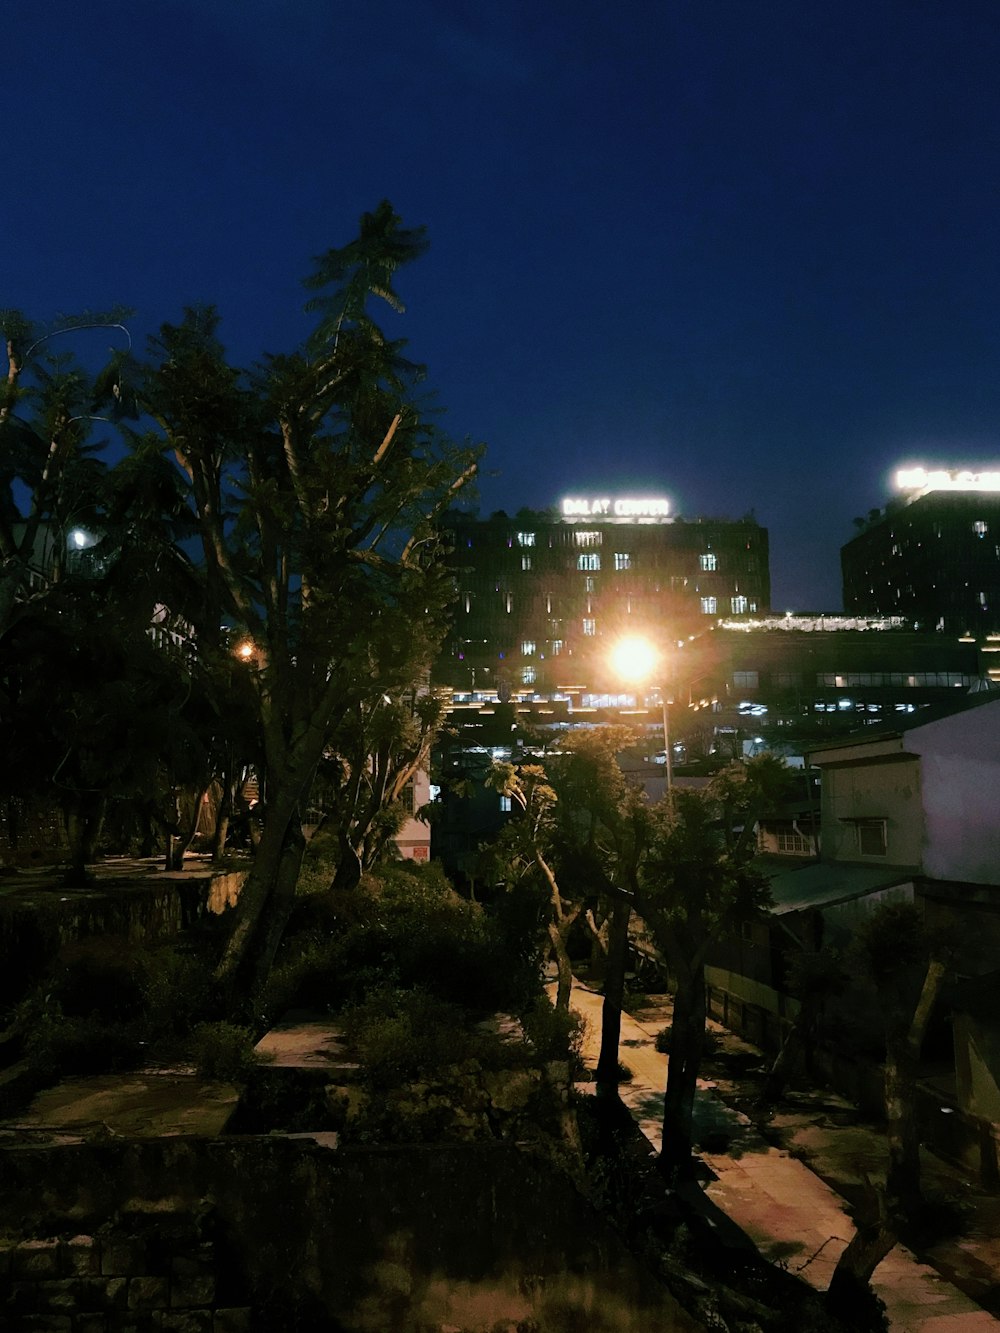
[841,467,1000,633]
[437,496,770,695]
[686,615,984,758]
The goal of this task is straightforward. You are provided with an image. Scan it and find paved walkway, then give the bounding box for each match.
[565,983,999,1332]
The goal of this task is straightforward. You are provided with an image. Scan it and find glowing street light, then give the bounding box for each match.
[609,635,672,791]
[235,640,255,661]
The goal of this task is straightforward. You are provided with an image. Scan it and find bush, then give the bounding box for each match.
[265,860,542,1018]
[189,1021,262,1081]
[340,986,495,1088]
[520,996,586,1072]
[655,1024,719,1057]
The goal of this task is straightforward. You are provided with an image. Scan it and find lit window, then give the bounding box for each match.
[700,553,717,571]
[521,640,536,656]
[463,592,472,613]
[500,795,512,812]
[700,596,718,615]
[731,595,748,614]
[574,531,602,547]
[733,671,759,687]
[522,666,536,685]
[584,575,596,592]
[577,553,600,571]
[551,639,564,656]
[521,555,532,571]
[614,553,632,571]
[974,521,988,537]
[583,618,597,636]
[517,532,536,547]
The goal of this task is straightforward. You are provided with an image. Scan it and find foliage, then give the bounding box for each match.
[264,857,540,1020]
[12,937,222,1077]
[188,1021,262,1082]
[340,986,499,1089]
[141,201,480,998]
[520,994,587,1070]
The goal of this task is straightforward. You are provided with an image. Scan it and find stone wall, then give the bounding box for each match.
[0,869,247,1010]
[0,1137,699,1332]
[1,1220,250,1332]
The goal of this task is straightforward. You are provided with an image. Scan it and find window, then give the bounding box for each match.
[577,553,601,571]
[462,592,472,613]
[521,555,532,571]
[517,531,536,547]
[614,552,632,571]
[583,618,597,636]
[857,820,887,856]
[699,553,717,571]
[521,640,536,656]
[776,828,812,855]
[574,530,602,547]
[974,521,988,537]
[522,666,536,685]
[584,575,596,592]
[731,595,749,614]
[700,596,718,615]
[500,795,512,812]
[551,639,564,656]
[733,671,759,688]
[774,672,800,687]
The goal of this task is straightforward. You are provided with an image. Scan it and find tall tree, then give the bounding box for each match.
[143,203,478,1002]
[639,756,787,1180]
[0,311,132,639]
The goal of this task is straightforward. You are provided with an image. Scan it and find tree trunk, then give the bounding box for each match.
[884,1034,923,1218]
[660,960,706,1181]
[548,919,575,1015]
[881,959,945,1219]
[211,780,233,864]
[234,814,307,1003]
[63,795,106,886]
[758,1003,814,1107]
[595,893,632,1100]
[332,829,364,892]
[215,783,303,995]
[826,1191,896,1329]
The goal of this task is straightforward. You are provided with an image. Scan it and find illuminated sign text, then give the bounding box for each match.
[896,467,1000,494]
[561,496,670,518]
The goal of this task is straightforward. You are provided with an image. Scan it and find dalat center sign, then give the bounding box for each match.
[561,495,671,519]
[896,467,1000,495]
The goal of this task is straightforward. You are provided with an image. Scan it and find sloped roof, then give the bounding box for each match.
[764,860,914,915]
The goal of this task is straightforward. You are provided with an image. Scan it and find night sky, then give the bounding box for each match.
[7,1,1000,610]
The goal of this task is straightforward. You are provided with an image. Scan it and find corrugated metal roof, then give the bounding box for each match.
[764,861,913,915]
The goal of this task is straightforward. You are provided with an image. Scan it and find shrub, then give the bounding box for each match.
[189,1021,262,1081]
[520,996,586,1072]
[341,986,488,1088]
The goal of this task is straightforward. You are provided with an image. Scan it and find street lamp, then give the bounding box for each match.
[609,635,673,792]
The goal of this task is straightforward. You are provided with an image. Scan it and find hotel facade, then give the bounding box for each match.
[438,494,770,697]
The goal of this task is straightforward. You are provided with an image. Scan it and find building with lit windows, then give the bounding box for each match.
[683,615,985,760]
[842,466,1000,634]
[437,496,770,696]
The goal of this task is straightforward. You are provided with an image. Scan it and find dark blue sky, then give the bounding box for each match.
[7,1,1000,609]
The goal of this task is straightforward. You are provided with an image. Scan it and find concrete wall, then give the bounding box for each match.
[819,755,923,865]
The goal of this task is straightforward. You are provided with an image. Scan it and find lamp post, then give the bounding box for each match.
[609,635,672,792]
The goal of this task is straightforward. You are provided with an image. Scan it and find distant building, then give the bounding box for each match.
[438,496,770,695]
[682,615,985,761]
[841,466,1000,633]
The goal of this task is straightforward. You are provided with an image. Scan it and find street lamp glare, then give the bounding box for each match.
[610,635,658,684]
